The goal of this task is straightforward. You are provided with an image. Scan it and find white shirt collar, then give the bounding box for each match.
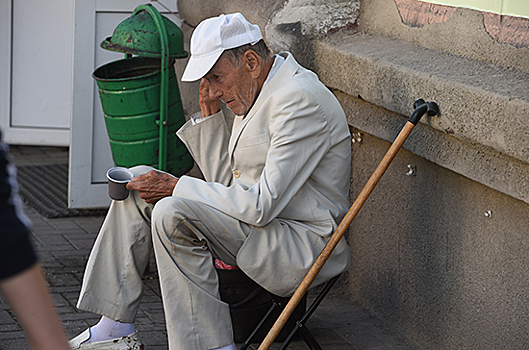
[263,54,285,87]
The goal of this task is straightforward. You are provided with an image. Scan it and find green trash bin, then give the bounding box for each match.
[93,56,191,175]
[92,4,193,176]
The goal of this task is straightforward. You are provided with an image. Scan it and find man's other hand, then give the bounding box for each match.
[126,170,178,205]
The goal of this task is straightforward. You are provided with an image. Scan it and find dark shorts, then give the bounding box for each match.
[0,135,37,280]
[0,205,36,280]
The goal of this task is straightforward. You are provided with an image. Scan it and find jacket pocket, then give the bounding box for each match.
[287,219,335,238]
[237,132,269,149]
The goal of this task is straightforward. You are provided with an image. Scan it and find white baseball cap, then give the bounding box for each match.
[181,13,263,82]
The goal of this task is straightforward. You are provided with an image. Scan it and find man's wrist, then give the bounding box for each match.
[190,111,216,125]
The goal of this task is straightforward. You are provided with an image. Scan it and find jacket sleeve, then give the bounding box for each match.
[174,86,333,227]
[176,110,233,186]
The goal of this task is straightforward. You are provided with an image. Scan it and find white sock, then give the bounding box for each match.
[212,343,237,350]
[88,316,136,342]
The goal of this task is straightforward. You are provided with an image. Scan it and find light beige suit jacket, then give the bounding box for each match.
[174,52,351,296]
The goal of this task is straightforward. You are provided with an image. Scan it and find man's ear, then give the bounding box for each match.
[243,50,261,78]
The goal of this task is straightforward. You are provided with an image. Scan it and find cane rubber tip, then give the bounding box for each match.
[427,102,440,116]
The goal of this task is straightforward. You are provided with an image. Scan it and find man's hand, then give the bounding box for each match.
[199,78,221,117]
[126,170,178,205]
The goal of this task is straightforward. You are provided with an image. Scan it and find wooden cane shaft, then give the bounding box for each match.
[257,121,416,350]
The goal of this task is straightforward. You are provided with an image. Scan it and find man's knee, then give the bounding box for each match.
[152,197,186,224]
[151,197,199,235]
[151,197,207,249]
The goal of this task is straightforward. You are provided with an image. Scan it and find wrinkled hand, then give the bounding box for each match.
[199,78,221,117]
[126,170,178,205]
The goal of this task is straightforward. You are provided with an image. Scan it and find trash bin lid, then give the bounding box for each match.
[100,9,188,59]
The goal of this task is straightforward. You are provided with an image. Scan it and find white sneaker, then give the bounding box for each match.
[69,328,144,349]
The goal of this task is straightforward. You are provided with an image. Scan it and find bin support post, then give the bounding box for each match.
[133,4,169,171]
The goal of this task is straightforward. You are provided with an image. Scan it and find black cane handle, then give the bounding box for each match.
[409,99,440,125]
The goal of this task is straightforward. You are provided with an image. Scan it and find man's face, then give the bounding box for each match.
[203,53,260,116]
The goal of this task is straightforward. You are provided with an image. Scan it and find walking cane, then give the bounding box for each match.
[257,99,440,350]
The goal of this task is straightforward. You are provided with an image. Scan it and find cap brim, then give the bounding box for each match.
[181,50,224,82]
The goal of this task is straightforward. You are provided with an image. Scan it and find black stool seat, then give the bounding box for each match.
[217,267,307,343]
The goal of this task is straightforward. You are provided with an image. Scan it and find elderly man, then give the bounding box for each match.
[70,12,351,350]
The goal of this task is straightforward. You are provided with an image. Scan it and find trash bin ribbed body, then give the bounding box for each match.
[93,57,192,176]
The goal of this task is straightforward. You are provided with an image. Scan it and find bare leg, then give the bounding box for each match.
[0,263,70,350]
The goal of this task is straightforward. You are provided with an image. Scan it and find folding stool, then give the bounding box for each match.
[239,274,341,350]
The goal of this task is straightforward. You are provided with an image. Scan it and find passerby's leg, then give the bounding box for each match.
[151,196,249,350]
[0,264,70,350]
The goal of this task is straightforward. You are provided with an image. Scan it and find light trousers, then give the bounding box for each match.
[77,169,251,350]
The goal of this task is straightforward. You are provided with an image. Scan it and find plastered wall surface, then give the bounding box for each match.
[343,95,529,349]
[360,0,529,73]
[350,129,529,350]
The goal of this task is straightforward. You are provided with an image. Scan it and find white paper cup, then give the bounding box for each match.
[106,167,134,200]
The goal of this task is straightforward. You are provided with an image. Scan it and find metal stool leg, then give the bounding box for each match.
[239,302,279,350]
[277,275,340,350]
[279,323,322,350]
[240,274,341,350]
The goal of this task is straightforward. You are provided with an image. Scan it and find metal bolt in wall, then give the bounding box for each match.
[351,132,363,144]
[406,164,417,176]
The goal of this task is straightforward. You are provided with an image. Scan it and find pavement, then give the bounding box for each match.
[0,145,423,350]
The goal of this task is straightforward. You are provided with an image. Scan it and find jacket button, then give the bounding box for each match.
[233,170,241,178]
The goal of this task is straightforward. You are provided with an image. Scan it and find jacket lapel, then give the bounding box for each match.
[228,52,300,157]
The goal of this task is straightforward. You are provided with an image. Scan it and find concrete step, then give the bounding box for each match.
[314,32,529,205]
